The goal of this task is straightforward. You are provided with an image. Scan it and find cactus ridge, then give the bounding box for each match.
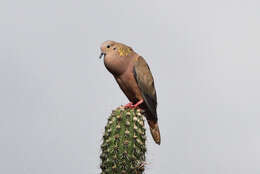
[100,106,146,174]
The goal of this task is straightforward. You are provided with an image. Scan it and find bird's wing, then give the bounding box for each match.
[133,56,158,120]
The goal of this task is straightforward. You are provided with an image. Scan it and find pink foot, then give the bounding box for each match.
[124,100,144,109]
[133,99,144,108]
[124,102,133,108]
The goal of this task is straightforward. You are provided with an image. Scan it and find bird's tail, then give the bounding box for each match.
[147,120,161,145]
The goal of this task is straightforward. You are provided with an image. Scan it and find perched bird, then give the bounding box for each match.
[100,40,161,145]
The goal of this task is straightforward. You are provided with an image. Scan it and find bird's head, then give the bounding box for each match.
[99,40,133,59]
[99,40,134,76]
[99,40,116,59]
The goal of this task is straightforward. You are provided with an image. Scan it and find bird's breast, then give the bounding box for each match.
[104,56,126,76]
[115,70,143,103]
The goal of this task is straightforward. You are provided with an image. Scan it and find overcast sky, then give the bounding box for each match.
[1,0,260,174]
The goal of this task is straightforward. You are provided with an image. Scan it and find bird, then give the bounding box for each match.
[99,40,161,145]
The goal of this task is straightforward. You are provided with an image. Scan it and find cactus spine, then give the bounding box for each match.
[100,106,146,174]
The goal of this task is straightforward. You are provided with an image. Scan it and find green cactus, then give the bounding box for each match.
[100,106,146,174]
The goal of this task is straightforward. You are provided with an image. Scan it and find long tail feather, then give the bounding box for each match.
[147,120,161,145]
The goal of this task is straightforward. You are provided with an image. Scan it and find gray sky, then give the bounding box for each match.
[1,0,260,173]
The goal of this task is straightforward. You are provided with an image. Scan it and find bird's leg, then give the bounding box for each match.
[124,100,143,109]
[124,102,133,108]
[133,99,143,108]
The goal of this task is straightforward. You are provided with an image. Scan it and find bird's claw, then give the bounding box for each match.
[124,102,134,108]
[124,100,144,109]
[133,99,143,108]
[124,102,138,109]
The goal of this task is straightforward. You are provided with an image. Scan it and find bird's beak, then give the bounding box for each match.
[99,52,105,59]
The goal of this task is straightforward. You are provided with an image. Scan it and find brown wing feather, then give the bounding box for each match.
[133,56,158,121]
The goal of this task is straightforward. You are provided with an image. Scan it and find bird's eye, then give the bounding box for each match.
[107,45,110,48]
[113,47,116,50]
